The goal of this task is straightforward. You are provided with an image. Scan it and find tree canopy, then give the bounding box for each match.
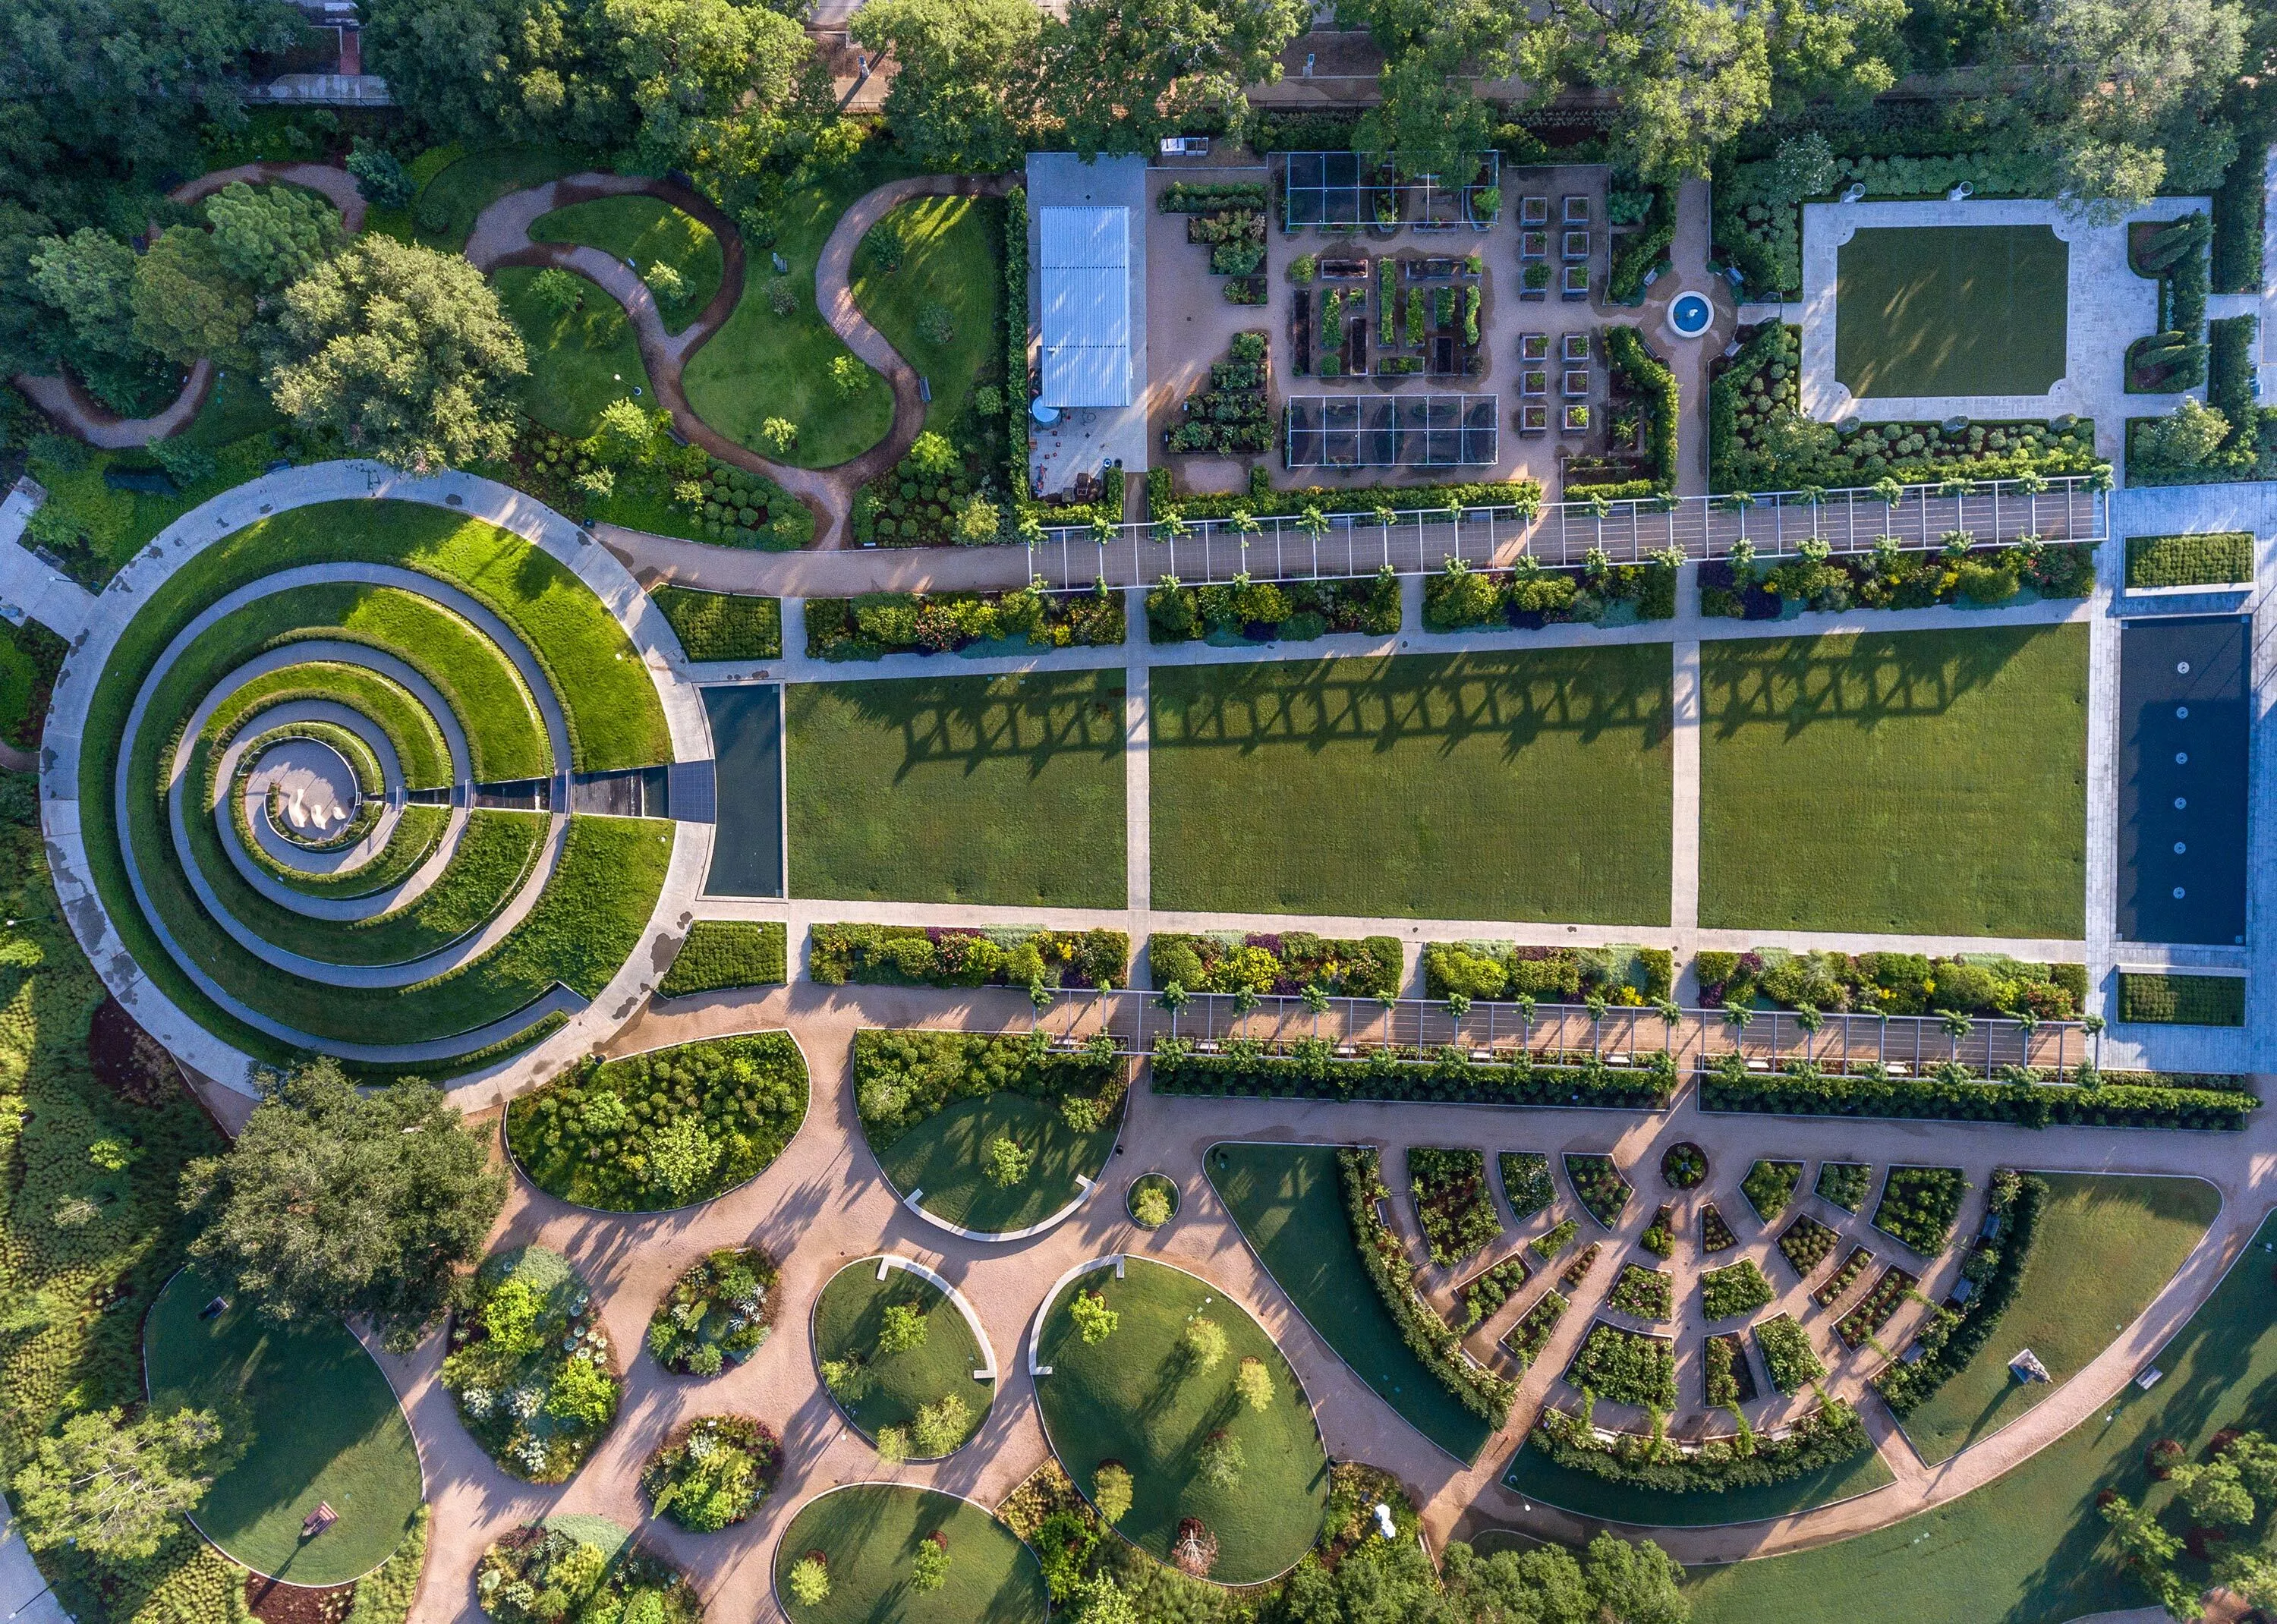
[11,1406,233,1566]
[852,0,1045,172]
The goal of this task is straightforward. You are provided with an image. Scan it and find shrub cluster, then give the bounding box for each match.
[1527,1396,1871,1493]
[1777,1214,1838,1275]
[1695,949,2085,1019]
[650,587,780,662]
[1816,1160,1872,1211]
[1147,569,1400,644]
[852,1029,1122,1149]
[1699,535,2095,618]
[1335,1147,1516,1426]
[1422,555,1677,630]
[1835,1267,1916,1348]
[1150,1040,1677,1109]
[1142,475,1542,530]
[509,420,813,550]
[1501,1291,1568,1370]
[1878,1172,2045,1412]
[443,1247,620,1482]
[805,585,1123,659]
[1409,1147,1502,1265]
[2124,532,2254,589]
[1705,1330,1756,1408]
[1501,1151,1554,1220]
[1753,1314,1825,1393]
[1610,1264,1672,1320]
[1422,942,1673,1005]
[1700,1203,1737,1252]
[1453,1254,1529,1333]
[814,923,1127,990]
[1813,1246,1873,1308]
[505,1035,808,1210]
[1872,1166,1967,1254]
[641,1416,780,1532]
[1532,1218,1580,1260]
[2119,972,2247,1026]
[1640,1204,1674,1257]
[657,922,786,997]
[2125,215,2210,391]
[1564,1320,1675,1411]
[1150,930,1400,997]
[1699,1055,2258,1131]
[850,440,995,548]
[1564,1153,1633,1229]
[475,1528,698,1624]
[1741,1159,1802,1222]
[1701,1260,1775,1320]
[1166,332,1271,455]
[647,1247,778,1376]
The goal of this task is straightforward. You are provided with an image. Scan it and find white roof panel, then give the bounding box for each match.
[1035,209,1130,407]
[1042,343,1129,408]
[1039,205,1128,267]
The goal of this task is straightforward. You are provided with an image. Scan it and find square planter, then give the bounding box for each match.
[1563,194,1591,225]
[1562,404,1589,435]
[1521,230,1549,260]
[1561,265,1589,300]
[1520,332,1550,362]
[1562,368,1589,398]
[1522,369,1549,397]
[1521,196,1551,226]
[1520,404,1550,435]
[1563,332,1590,363]
[1563,229,1592,262]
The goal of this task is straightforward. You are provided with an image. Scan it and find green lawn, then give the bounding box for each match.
[179,370,285,448]
[1699,625,2087,936]
[1207,1141,1495,1463]
[206,661,453,792]
[0,617,64,748]
[494,265,653,439]
[867,1091,1121,1235]
[773,1485,1050,1624]
[682,156,909,467]
[1151,648,1673,922]
[143,1267,424,1584]
[849,194,1003,434]
[812,1260,993,1453]
[532,196,723,333]
[1897,1173,2220,1465]
[1835,225,2070,398]
[785,670,1126,907]
[406,143,592,253]
[1035,1257,1330,1583]
[1502,1427,1894,1526]
[1686,1209,2277,1624]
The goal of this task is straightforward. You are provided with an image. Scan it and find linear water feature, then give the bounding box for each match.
[2118,615,2247,946]
[701,685,784,897]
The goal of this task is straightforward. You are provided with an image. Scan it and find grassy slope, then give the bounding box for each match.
[1034,1257,1331,1584]
[495,265,654,439]
[1898,1173,2220,1465]
[145,1267,423,1584]
[785,670,1126,908]
[208,661,453,792]
[1151,647,1674,922]
[849,194,1003,434]
[1699,625,2087,936]
[253,804,450,902]
[682,154,908,467]
[868,1092,1121,1234]
[812,1264,992,1450]
[773,1485,1050,1624]
[531,195,723,333]
[1207,1141,1495,1463]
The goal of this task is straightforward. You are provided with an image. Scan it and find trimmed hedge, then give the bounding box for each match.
[1526,1397,1871,1494]
[658,921,786,997]
[2124,532,2254,589]
[1142,477,1544,529]
[1605,326,1678,491]
[1336,1147,1516,1427]
[1877,1173,2044,1412]
[1150,1040,1677,1109]
[651,587,781,661]
[813,923,1126,989]
[1699,1055,2256,1130]
[2118,972,2247,1027]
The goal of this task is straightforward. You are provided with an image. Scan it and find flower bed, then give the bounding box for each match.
[2124,532,2254,589]
[1148,930,1400,996]
[812,923,1127,990]
[1532,1218,1579,1260]
[1701,1260,1775,1320]
[1753,1314,1825,1393]
[1610,1264,1673,1321]
[1816,1161,1872,1213]
[1563,1320,1676,1411]
[1660,1142,1706,1188]
[1872,1166,1967,1254]
[505,1035,808,1211]
[1564,1153,1633,1229]
[804,585,1123,659]
[1812,1247,1873,1308]
[1701,1203,1737,1252]
[1500,1152,1554,1220]
[1705,1330,1757,1408]
[1559,1242,1601,1290]
[1698,535,2096,618]
[1640,1204,1674,1258]
[1501,1291,1568,1371]
[1699,1056,2259,1130]
[1422,942,1673,1004]
[1526,1396,1873,1494]
[1876,1172,2046,1412]
[1777,1214,1838,1276]
[1409,1147,1502,1266]
[476,1527,698,1624]
[1836,1267,1918,1348]
[641,1415,781,1531]
[1167,332,1271,454]
[1453,1254,1529,1333]
[1422,556,1677,630]
[1145,571,1401,645]
[1150,1040,1677,1110]
[1336,1147,1516,1426]
[1742,1159,1803,1222]
[444,1246,619,1483]
[647,1247,779,1376]
[1694,949,2086,1019]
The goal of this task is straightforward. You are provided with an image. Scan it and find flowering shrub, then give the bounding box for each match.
[1695,948,2085,1018]
[444,1247,619,1482]
[1422,942,1673,1004]
[475,1528,699,1624]
[814,923,1126,990]
[647,1247,778,1376]
[1148,930,1400,997]
[641,1416,780,1532]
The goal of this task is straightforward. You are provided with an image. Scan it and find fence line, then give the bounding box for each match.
[1023,476,2107,590]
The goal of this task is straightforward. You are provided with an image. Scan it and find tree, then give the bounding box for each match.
[2173,1457,2258,1527]
[911,1393,969,1455]
[762,416,799,453]
[264,235,528,471]
[787,1555,830,1605]
[29,228,142,360]
[878,1301,929,1355]
[182,1058,508,1342]
[911,1531,951,1592]
[2140,395,2232,467]
[1183,1315,1229,1371]
[532,266,587,316]
[1584,1531,1689,1624]
[2026,0,2247,212]
[1041,0,1305,156]
[1355,56,1494,191]
[11,1407,231,1564]
[1235,1355,1275,1412]
[984,1134,1033,1187]
[206,181,343,289]
[347,142,416,209]
[1196,1429,1244,1489]
[1092,1462,1133,1524]
[131,226,257,369]
[1069,1290,1119,1344]
[853,0,1044,171]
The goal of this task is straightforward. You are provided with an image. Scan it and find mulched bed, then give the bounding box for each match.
[244,1578,354,1624]
[87,996,183,1106]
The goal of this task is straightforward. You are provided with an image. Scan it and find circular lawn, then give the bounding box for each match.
[1032,1257,1327,1583]
[144,1267,424,1582]
[867,1091,1119,1236]
[812,1260,991,1457]
[774,1485,1048,1624]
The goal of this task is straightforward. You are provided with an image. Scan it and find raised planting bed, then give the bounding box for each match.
[1699,539,2095,618]
[1641,1204,1675,1258]
[1816,1162,1873,1213]
[1696,948,2086,1020]
[1812,1245,1875,1308]
[647,1246,779,1376]
[1452,1254,1529,1333]
[1502,1291,1570,1371]
[1423,941,1674,1003]
[1408,1147,1502,1266]
[1777,1213,1840,1276]
[1564,1153,1633,1230]
[1754,1314,1825,1393]
[1559,1243,1601,1291]
[2124,532,2253,589]
[805,585,1123,656]
[640,1415,781,1531]
[1422,556,1677,630]
[1532,1219,1579,1260]
[1872,1166,1968,1255]
[1700,1260,1775,1320]
[1146,571,1403,646]
[657,921,787,996]
[1743,1159,1803,1223]
[1500,1151,1554,1221]
[1661,1141,1708,1188]
[442,1245,619,1483]
[1836,1267,1919,1348]
[1166,332,1272,455]
[1564,1320,1677,1411]
[811,923,1126,990]
[1701,1203,1738,1252]
[1149,930,1401,996]
[1611,1264,1673,1321]
[1706,1330,1759,1408]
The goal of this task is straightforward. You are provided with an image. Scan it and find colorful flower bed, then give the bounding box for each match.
[1422,943,1674,1004]
[641,1415,782,1531]
[1148,930,1401,996]
[812,923,1128,990]
[444,1246,619,1483]
[647,1247,779,1376]
[1694,949,2086,1018]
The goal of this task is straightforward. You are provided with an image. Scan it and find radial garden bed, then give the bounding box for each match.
[442,1245,619,1483]
[814,1258,992,1459]
[1408,1147,1501,1265]
[773,1484,1049,1623]
[1032,1257,1328,1583]
[476,1524,698,1624]
[1564,1153,1633,1229]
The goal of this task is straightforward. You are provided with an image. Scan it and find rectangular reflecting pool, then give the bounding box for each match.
[701,685,784,897]
[2118,615,2247,946]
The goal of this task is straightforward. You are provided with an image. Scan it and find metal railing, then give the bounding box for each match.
[1022,475,2108,590]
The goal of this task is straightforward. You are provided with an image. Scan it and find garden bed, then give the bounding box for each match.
[657,921,786,997]
[1559,1242,1601,1290]
[1146,571,1402,645]
[805,585,1123,659]
[442,1246,619,1483]
[1422,942,1673,1004]
[1698,537,2094,618]
[1501,1152,1554,1221]
[1409,1147,1502,1266]
[1148,929,1401,996]
[1610,1264,1673,1321]
[1562,1320,1676,1411]
[1564,1153,1633,1229]
[811,923,1126,990]
[1702,1260,1775,1320]
[647,1247,779,1376]
[1151,1040,1677,1109]
[1501,1291,1568,1371]
[1816,1161,1872,1213]
[1422,556,1677,630]
[1872,1166,1968,1254]
[1742,1159,1803,1222]
[1754,1314,1825,1393]
[1695,949,2086,1019]
[1777,1214,1838,1276]
[1835,1267,1918,1348]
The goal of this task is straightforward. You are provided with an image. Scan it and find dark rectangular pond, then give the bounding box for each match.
[2118,615,2247,946]
[701,685,783,897]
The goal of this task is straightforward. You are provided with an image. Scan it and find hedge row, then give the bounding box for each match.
[1151,1040,1677,1109]
[1142,475,1545,529]
[851,1028,1120,1147]
[804,586,1123,660]
[1525,1398,1872,1494]
[2118,972,2247,1027]
[812,923,1127,990]
[1422,942,1674,1004]
[1605,326,1678,491]
[1336,1147,1516,1427]
[1875,1173,2044,1412]
[1698,1056,2256,1130]
[1148,930,1401,998]
[2124,532,2254,589]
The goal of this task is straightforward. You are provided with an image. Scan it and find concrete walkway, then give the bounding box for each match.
[0,480,96,639]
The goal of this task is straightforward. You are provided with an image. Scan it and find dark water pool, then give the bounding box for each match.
[2118,615,2247,946]
[701,685,783,897]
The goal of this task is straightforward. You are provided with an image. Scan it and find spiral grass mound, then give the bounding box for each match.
[77,498,676,1071]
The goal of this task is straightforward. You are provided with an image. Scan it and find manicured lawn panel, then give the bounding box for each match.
[1206,1142,1494,1462]
[652,587,783,661]
[531,196,724,332]
[868,1091,1119,1234]
[849,195,1003,434]
[1699,625,2088,937]
[251,803,449,902]
[495,265,653,439]
[1034,1257,1329,1582]
[144,1268,424,1583]
[1896,1173,2219,1465]
[658,921,788,996]
[813,1262,991,1451]
[773,1485,1050,1624]
[1834,225,2069,398]
[1151,647,1673,922]
[786,669,1126,908]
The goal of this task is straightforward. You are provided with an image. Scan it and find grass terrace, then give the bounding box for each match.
[1834,225,2069,398]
